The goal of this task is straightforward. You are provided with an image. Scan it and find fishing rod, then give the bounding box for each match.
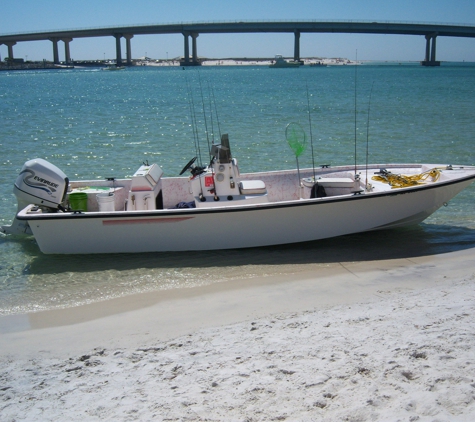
[209,83,222,140]
[206,80,216,145]
[198,73,212,157]
[365,82,375,191]
[185,75,205,200]
[354,50,358,179]
[198,74,219,201]
[305,82,317,183]
[186,76,203,166]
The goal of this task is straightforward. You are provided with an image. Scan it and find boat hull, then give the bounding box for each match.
[17,175,474,254]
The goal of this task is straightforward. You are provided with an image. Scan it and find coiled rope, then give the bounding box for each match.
[372,168,441,189]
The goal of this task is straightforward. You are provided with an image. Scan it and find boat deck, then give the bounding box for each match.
[62,164,457,213]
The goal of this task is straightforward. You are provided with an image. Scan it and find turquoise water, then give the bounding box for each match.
[1,64,475,315]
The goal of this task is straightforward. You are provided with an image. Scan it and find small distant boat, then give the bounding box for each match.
[102,64,125,71]
[55,64,75,69]
[269,55,301,68]
[310,61,327,67]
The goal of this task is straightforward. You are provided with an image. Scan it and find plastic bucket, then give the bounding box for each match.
[69,192,88,211]
[97,192,115,212]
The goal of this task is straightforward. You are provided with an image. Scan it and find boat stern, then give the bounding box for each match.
[1,214,33,236]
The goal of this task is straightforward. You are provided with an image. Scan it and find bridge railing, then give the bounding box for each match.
[2,19,475,37]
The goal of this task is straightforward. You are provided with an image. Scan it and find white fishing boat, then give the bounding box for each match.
[2,132,475,254]
[102,64,125,71]
[269,55,301,68]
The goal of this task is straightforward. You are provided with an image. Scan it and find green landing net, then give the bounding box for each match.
[285,122,308,192]
[285,122,307,158]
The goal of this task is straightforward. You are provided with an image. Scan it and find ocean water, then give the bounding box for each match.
[1,63,475,315]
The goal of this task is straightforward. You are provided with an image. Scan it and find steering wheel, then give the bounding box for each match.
[179,156,198,175]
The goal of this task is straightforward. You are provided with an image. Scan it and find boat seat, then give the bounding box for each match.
[239,180,267,195]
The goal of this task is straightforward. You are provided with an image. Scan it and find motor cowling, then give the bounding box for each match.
[13,158,69,210]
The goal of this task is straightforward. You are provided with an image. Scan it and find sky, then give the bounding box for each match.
[1,0,475,62]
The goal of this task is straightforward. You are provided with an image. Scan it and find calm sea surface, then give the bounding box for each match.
[1,63,475,315]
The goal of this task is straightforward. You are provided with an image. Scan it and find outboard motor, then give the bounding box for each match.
[1,158,69,236]
[13,158,69,211]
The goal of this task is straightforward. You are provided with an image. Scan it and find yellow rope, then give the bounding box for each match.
[371,168,441,189]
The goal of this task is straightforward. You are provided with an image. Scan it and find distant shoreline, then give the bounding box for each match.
[0,57,353,70]
[146,57,355,66]
[1,58,474,71]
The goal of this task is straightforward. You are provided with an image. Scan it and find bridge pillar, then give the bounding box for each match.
[182,32,190,65]
[421,33,440,66]
[180,32,200,66]
[5,41,16,61]
[424,35,431,62]
[114,34,123,66]
[124,34,133,65]
[294,30,301,63]
[50,38,60,64]
[431,35,437,62]
[191,33,199,64]
[62,38,72,64]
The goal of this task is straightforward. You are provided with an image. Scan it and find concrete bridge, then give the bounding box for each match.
[1,20,475,66]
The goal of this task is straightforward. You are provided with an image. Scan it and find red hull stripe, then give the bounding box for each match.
[103,217,194,225]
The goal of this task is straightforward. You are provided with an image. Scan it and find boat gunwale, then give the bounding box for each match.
[15,170,475,222]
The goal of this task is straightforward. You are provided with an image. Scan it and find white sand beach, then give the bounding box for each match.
[1,247,475,421]
[138,57,354,67]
